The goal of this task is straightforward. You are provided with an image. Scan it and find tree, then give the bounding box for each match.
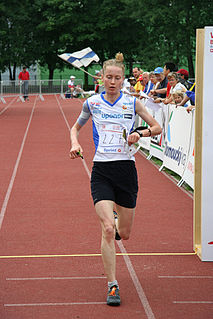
[0,0,38,80]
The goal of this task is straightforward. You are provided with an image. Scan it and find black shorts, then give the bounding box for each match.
[90,160,138,208]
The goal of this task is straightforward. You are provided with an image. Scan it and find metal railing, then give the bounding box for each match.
[0,79,84,102]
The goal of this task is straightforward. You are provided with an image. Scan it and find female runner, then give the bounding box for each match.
[70,53,162,306]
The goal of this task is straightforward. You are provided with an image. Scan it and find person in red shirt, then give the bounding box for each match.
[18,66,30,101]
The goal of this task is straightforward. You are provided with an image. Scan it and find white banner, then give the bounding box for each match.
[162,106,192,177]
[149,104,169,161]
[136,100,152,151]
[181,110,195,189]
[201,26,213,261]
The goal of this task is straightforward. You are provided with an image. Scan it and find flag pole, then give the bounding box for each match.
[76,66,97,78]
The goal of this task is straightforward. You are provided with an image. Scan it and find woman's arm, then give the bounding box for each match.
[128,99,162,145]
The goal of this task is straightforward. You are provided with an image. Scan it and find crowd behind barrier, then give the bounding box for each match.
[1,76,195,191]
[136,98,195,190]
[0,79,84,103]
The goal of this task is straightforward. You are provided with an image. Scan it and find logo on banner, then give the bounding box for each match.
[209,32,213,53]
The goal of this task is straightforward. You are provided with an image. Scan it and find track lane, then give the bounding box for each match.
[0,95,212,319]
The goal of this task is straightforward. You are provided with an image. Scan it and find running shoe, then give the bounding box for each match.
[107,285,121,306]
[113,211,121,240]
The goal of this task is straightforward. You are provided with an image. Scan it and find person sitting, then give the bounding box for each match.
[68,76,76,97]
[162,72,187,104]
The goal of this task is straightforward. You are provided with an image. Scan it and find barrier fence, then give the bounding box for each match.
[0,79,84,103]
[0,87,194,191]
[137,99,195,191]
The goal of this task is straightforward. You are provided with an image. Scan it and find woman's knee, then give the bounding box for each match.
[119,229,130,240]
[102,223,115,241]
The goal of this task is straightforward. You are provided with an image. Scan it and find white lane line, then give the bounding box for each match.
[117,241,156,319]
[6,276,106,281]
[0,97,17,115]
[173,301,213,304]
[55,94,91,178]
[58,96,156,319]
[0,97,37,230]
[5,302,106,307]
[159,275,213,279]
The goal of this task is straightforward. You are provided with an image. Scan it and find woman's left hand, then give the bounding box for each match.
[128,132,140,146]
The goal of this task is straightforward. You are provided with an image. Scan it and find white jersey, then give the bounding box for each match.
[81,92,137,162]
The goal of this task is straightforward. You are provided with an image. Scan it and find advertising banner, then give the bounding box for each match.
[149,104,169,161]
[162,106,192,177]
[181,110,195,189]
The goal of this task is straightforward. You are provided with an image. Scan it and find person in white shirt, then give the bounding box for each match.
[69,53,162,306]
[68,75,76,97]
[162,72,187,105]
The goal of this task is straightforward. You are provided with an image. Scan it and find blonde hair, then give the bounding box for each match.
[103,52,125,75]
[172,90,184,99]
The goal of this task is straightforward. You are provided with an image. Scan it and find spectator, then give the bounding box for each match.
[150,67,168,102]
[93,70,101,91]
[176,90,195,108]
[143,72,154,95]
[122,77,131,92]
[163,62,177,97]
[172,91,191,107]
[132,67,144,93]
[128,77,136,93]
[176,69,193,90]
[148,71,159,97]
[68,75,76,97]
[18,66,30,101]
[162,72,187,104]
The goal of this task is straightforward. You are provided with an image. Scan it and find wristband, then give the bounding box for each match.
[147,128,152,136]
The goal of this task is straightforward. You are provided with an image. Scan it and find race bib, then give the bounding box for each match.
[99,124,124,154]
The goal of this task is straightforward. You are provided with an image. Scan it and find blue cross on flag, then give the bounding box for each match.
[58,47,99,68]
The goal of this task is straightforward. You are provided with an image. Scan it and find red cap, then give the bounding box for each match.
[138,74,143,81]
[177,69,189,77]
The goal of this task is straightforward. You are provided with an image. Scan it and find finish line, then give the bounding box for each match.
[0,251,197,259]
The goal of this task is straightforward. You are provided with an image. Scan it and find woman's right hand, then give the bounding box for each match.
[69,144,83,159]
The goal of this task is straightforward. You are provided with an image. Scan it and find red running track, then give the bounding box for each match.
[0,95,212,319]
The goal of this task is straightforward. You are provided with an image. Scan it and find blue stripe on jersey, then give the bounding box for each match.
[134,97,136,114]
[92,120,99,152]
[100,91,123,107]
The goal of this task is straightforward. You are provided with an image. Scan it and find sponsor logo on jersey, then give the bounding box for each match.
[101,113,124,119]
[124,114,133,119]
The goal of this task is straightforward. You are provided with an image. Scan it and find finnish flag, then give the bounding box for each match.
[58,47,99,68]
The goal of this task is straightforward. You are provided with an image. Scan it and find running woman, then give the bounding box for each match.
[70,53,162,306]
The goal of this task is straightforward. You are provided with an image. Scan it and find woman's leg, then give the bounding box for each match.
[115,204,135,240]
[95,200,116,282]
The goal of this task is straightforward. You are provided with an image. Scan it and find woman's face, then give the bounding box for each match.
[168,76,178,87]
[103,66,124,96]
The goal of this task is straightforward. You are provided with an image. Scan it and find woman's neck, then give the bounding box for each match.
[104,92,121,104]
